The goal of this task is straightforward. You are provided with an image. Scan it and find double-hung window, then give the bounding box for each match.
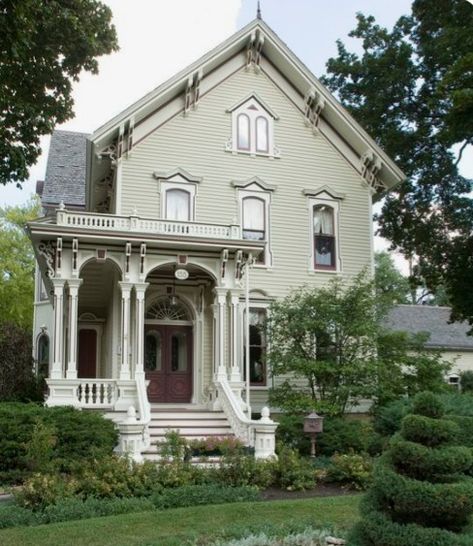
[243,308,267,386]
[305,188,343,273]
[165,188,191,221]
[313,205,336,270]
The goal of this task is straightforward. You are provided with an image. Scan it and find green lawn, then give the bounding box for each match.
[0,496,360,546]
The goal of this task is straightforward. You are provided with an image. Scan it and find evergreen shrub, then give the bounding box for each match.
[354,392,473,545]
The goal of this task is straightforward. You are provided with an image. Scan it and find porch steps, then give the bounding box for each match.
[142,405,235,461]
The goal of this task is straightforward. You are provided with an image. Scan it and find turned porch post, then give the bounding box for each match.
[66,279,83,379]
[134,283,149,377]
[119,282,133,380]
[213,287,228,380]
[229,289,242,383]
[50,278,66,379]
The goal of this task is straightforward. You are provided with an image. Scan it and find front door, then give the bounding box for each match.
[145,324,193,403]
[78,329,97,378]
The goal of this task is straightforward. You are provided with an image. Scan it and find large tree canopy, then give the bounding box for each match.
[0,0,118,186]
[322,0,473,326]
[0,197,41,329]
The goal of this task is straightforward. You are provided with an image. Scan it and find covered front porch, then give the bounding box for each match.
[28,208,277,459]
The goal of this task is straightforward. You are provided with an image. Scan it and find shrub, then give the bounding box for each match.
[189,436,245,456]
[14,473,77,510]
[74,455,163,498]
[326,452,373,490]
[151,484,259,510]
[460,371,473,393]
[354,392,473,545]
[156,429,190,461]
[274,447,317,491]
[24,419,57,474]
[210,527,335,546]
[317,417,377,456]
[216,453,275,489]
[274,414,311,455]
[0,403,118,484]
[373,398,411,437]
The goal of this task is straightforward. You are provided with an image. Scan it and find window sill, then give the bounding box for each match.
[307,268,342,276]
[224,147,281,160]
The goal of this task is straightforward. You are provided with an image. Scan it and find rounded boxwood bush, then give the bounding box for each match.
[353,392,473,545]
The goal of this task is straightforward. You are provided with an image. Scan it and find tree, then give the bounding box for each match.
[354,392,473,545]
[268,274,381,416]
[0,322,43,402]
[267,273,450,416]
[0,197,41,329]
[375,251,410,307]
[0,0,118,186]
[322,0,473,327]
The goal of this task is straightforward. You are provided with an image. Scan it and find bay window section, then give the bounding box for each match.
[313,205,336,270]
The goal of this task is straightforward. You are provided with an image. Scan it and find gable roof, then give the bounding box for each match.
[90,18,405,191]
[41,130,89,208]
[384,305,473,351]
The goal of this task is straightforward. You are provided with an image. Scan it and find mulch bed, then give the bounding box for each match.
[261,484,359,501]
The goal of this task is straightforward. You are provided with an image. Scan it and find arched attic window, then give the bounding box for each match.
[256,116,269,153]
[237,114,251,151]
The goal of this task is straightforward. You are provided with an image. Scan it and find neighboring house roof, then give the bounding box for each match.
[384,305,473,351]
[41,130,89,208]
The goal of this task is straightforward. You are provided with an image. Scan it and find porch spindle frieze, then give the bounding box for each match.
[66,279,83,379]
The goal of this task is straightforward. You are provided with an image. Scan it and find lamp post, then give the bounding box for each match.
[304,411,324,458]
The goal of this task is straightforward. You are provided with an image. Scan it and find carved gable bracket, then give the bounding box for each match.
[184,69,203,115]
[304,87,325,134]
[246,29,264,70]
[360,151,385,192]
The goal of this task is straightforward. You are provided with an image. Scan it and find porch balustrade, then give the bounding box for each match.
[76,379,118,408]
[56,209,241,240]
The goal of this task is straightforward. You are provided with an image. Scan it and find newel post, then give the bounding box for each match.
[254,407,278,459]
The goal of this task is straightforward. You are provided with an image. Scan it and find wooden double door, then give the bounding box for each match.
[144,324,193,403]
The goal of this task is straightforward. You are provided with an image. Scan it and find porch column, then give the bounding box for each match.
[134,282,149,377]
[229,289,242,383]
[66,279,83,379]
[119,282,133,380]
[213,288,228,380]
[50,278,66,379]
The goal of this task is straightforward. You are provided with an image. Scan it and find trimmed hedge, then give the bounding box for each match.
[0,403,118,484]
[354,392,473,545]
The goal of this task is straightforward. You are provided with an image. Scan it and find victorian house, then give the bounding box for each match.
[28,16,404,460]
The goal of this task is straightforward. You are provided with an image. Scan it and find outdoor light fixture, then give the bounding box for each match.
[304,411,324,458]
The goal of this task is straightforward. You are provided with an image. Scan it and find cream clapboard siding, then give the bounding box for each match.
[120,63,373,408]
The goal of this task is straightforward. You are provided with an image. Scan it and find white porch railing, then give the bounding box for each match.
[215,377,277,458]
[76,379,118,408]
[56,209,241,240]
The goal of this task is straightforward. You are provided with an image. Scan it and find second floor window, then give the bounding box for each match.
[166,188,190,221]
[313,205,336,270]
[242,197,265,241]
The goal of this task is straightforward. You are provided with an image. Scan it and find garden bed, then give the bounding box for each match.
[261,484,359,501]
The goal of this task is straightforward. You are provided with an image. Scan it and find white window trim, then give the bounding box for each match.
[307,193,342,274]
[240,300,271,390]
[227,97,279,158]
[159,178,197,221]
[237,186,272,268]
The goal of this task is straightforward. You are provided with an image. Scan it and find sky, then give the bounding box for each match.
[1,0,472,272]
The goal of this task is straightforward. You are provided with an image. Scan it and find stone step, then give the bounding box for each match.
[149,426,232,436]
[150,418,228,427]
[150,411,227,420]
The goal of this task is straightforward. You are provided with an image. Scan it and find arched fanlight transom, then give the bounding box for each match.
[146,296,190,321]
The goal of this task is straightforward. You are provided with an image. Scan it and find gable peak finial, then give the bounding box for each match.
[256,1,262,20]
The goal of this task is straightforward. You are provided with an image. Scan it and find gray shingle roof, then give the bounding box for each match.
[384,305,473,351]
[41,130,89,207]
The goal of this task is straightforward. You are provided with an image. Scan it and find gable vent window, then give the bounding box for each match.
[313,205,336,269]
[227,96,279,158]
[166,188,190,221]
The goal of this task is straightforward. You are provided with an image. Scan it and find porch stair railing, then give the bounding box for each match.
[215,377,277,458]
[76,379,118,408]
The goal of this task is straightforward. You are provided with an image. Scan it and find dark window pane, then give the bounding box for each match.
[315,235,335,267]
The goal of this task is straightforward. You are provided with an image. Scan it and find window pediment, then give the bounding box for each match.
[153,167,202,184]
[303,186,345,200]
[231,176,276,192]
